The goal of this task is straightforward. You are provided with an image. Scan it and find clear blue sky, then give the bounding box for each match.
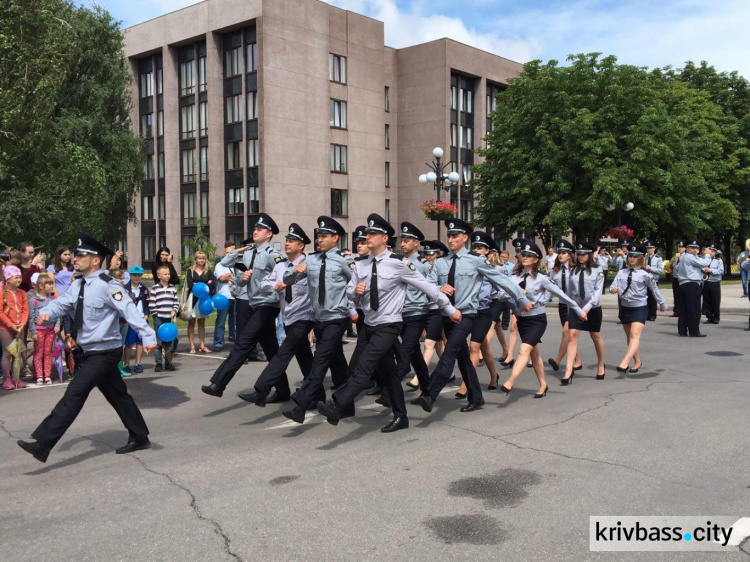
[76,0,750,77]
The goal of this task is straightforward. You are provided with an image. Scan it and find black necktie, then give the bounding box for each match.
[447,255,457,305]
[622,268,633,295]
[285,283,293,304]
[318,253,326,306]
[519,273,529,289]
[647,256,652,266]
[579,268,585,299]
[73,280,85,332]
[370,259,379,311]
[561,266,567,293]
[249,248,257,269]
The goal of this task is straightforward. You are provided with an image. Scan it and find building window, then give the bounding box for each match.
[157,111,164,137]
[461,197,474,222]
[228,187,244,215]
[385,162,390,188]
[331,188,348,217]
[225,47,242,77]
[247,92,258,119]
[462,163,473,184]
[144,154,154,180]
[329,99,347,129]
[198,57,207,92]
[385,86,390,112]
[329,53,346,84]
[199,102,207,136]
[200,146,209,181]
[460,88,473,113]
[157,153,164,179]
[330,144,347,173]
[142,236,156,261]
[180,105,195,140]
[248,186,260,213]
[246,43,258,73]
[182,192,196,225]
[139,71,152,98]
[336,233,349,251]
[141,113,153,139]
[384,124,390,149]
[385,199,390,222]
[451,123,458,147]
[247,139,259,167]
[180,61,195,96]
[200,191,209,221]
[450,85,458,110]
[156,68,163,95]
[226,94,243,124]
[227,141,242,170]
[181,148,196,182]
[158,194,165,220]
[487,91,497,114]
[460,126,473,149]
[142,195,155,220]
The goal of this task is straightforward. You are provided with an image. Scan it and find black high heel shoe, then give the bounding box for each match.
[596,370,606,380]
[560,373,574,386]
[488,380,498,391]
[573,364,583,371]
[548,358,560,372]
[616,365,629,373]
[500,359,515,369]
[533,385,548,398]
[499,385,512,396]
[629,362,643,374]
[455,391,467,399]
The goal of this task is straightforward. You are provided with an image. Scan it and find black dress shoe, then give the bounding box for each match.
[548,358,559,371]
[712,320,720,324]
[381,417,409,433]
[460,399,485,412]
[238,391,266,407]
[266,391,291,404]
[366,385,383,396]
[375,394,392,407]
[17,440,49,463]
[201,383,223,398]
[679,333,688,337]
[282,407,305,424]
[316,401,340,425]
[115,438,151,455]
[416,395,433,413]
[409,396,422,405]
[690,333,707,338]
[616,366,629,373]
[596,370,606,381]
[648,316,657,322]
[669,313,679,318]
[454,391,467,399]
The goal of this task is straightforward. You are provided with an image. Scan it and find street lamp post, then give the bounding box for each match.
[418,147,460,240]
[607,202,635,229]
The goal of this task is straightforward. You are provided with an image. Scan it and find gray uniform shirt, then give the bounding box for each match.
[221,245,254,301]
[568,266,605,311]
[260,254,315,326]
[427,248,530,315]
[347,250,456,326]
[676,253,712,285]
[491,265,511,302]
[550,264,572,297]
[706,257,724,283]
[645,253,664,282]
[609,268,667,308]
[402,252,432,317]
[512,271,583,318]
[39,272,156,351]
[597,254,612,270]
[284,248,355,322]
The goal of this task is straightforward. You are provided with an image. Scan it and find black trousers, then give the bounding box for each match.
[646,279,657,321]
[210,306,279,390]
[235,299,259,358]
[671,277,682,315]
[499,301,511,330]
[291,318,350,410]
[397,314,430,391]
[333,322,406,418]
[678,282,702,336]
[254,320,315,397]
[702,281,721,322]
[426,314,480,403]
[32,348,148,450]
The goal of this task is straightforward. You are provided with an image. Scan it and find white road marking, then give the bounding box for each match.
[715,517,750,546]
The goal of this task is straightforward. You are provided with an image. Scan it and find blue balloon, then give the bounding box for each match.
[212,294,229,311]
[157,322,178,343]
[198,298,215,315]
[192,282,210,300]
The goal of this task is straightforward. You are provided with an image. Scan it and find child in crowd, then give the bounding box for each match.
[109,268,131,377]
[1,266,29,390]
[122,266,149,374]
[148,265,179,372]
[27,273,60,385]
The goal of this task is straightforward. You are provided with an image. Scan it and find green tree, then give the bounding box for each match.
[0,0,143,251]
[473,54,743,250]
[178,219,219,273]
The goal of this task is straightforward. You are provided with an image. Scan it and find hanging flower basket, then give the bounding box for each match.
[607,225,634,240]
[420,199,457,221]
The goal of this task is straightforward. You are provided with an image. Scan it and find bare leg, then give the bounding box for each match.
[198,319,208,351]
[505,315,519,363]
[501,342,533,390]
[122,345,132,367]
[481,323,498,387]
[188,318,196,352]
[459,341,484,394]
[494,321,508,358]
[562,329,581,381]
[135,343,143,366]
[554,322,570,365]
[590,332,605,375]
[619,322,644,369]
[529,344,547,394]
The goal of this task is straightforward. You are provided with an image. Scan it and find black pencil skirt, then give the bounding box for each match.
[568,306,603,332]
[619,305,648,325]
[516,314,548,347]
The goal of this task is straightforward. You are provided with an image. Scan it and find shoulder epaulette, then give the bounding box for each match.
[355,255,369,261]
[418,257,427,263]
[468,251,482,257]
[389,253,405,260]
[99,273,113,282]
[308,251,320,255]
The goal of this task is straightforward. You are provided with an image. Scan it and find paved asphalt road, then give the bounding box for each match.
[1,309,749,561]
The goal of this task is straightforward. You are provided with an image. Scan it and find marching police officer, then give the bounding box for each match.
[281,216,356,423]
[674,238,712,337]
[702,243,724,324]
[18,233,157,464]
[644,240,664,321]
[666,240,686,317]
[202,213,284,397]
[239,224,316,406]
[317,214,459,433]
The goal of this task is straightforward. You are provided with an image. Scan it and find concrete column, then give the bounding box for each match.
[206,32,226,246]
[163,46,182,273]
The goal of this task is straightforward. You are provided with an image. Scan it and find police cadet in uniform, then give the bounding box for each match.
[317,214,459,433]
[674,238,712,338]
[281,216,356,424]
[202,214,284,397]
[17,233,157,464]
[701,243,724,325]
[416,219,532,414]
[644,240,664,322]
[239,224,315,407]
[665,240,686,317]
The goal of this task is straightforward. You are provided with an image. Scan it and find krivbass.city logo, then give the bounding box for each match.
[590,516,750,552]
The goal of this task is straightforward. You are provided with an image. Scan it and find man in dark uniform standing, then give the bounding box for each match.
[18,233,157,464]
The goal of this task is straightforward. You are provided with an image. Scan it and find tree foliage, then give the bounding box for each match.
[473,54,749,252]
[0,0,143,251]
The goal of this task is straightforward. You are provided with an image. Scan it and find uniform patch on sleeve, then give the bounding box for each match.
[347,259,355,270]
[274,255,285,264]
[406,261,416,271]
[598,270,604,277]
[111,290,124,301]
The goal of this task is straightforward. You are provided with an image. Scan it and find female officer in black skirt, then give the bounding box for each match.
[500,241,587,398]
[609,242,668,373]
[548,240,583,374]
[561,241,606,384]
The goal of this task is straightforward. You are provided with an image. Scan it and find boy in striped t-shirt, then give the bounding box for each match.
[148,265,179,372]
